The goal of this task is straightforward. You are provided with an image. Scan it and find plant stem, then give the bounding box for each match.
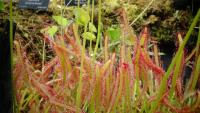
[87,0,93,53]
[195,25,200,62]
[42,40,46,70]
[93,0,102,60]
[76,25,87,108]
[78,0,80,8]
[91,0,95,24]
[9,1,17,112]
[9,0,13,78]
[129,0,155,26]
[87,0,91,13]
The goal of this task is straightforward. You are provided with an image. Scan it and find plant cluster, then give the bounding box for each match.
[13,0,200,111]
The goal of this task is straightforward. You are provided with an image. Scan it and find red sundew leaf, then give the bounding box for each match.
[120,65,133,99]
[107,73,120,112]
[167,44,185,98]
[53,43,74,81]
[117,71,129,98]
[45,33,103,73]
[80,75,91,103]
[159,92,193,113]
[167,74,174,90]
[176,78,183,100]
[30,73,82,112]
[14,45,28,101]
[140,52,165,76]
[52,63,80,90]
[132,48,164,83]
[100,54,116,108]
[101,60,112,76]
[14,41,37,102]
[67,67,80,89]
[132,27,164,83]
[30,75,56,99]
[148,91,169,105]
[83,74,96,106]
[157,92,170,111]
[132,27,165,83]
[64,33,82,54]
[162,97,180,113]
[99,59,115,107]
[41,57,59,81]
[138,26,149,49]
[175,52,185,99]
[52,35,102,76]
[101,76,106,106]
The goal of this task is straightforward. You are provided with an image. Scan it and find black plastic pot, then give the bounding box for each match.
[0,19,16,113]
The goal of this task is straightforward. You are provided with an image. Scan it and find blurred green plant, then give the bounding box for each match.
[40,15,72,38]
[82,32,96,41]
[0,0,4,11]
[52,15,71,27]
[107,26,121,42]
[47,25,58,38]
[74,8,90,26]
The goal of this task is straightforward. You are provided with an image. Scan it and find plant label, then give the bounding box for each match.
[18,0,50,10]
[65,0,95,6]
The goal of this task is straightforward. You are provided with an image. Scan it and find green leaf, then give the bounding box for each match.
[47,26,58,37]
[107,27,121,42]
[74,8,90,26]
[0,1,4,11]
[52,16,69,27]
[89,22,97,33]
[82,32,96,41]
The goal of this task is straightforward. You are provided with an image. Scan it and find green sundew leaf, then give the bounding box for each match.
[82,32,96,41]
[0,1,4,11]
[52,16,69,27]
[107,27,121,42]
[47,26,58,37]
[89,22,97,33]
[190,54,200,90]
[169,51,183,98]
[140,36,146,46]
[74,8,90,26]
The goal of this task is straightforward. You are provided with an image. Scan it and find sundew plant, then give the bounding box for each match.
[12,0,200,113]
